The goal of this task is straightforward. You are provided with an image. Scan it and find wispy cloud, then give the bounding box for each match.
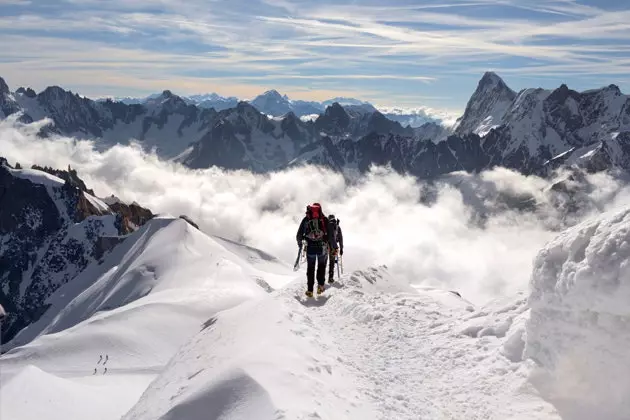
[0,0,628,109]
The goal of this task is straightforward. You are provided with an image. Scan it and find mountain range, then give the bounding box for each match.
[105,89,449,128]
[1,72,630,179]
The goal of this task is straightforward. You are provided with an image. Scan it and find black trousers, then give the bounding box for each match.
[328,249,337,280]
[306,252,328,291]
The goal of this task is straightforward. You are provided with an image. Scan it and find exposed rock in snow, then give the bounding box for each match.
[0,158,153,343]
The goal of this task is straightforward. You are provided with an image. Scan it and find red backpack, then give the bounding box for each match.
[304,203,327,242]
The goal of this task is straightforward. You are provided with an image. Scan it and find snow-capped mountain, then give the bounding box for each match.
[293,72,630,179]
[0,158,153,344]
[1,82,221,159]
[313,102,413,138]
[453,71,517,136]
[185,93,239,111]
[109,90,451,128]
[3,73,630,179]
[179,103,318,171]
[249,89,322,117]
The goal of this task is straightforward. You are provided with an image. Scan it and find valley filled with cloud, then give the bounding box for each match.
[3,116,630,305]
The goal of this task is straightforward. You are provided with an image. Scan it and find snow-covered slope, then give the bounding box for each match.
[123,266,559,420]
[5,195,630,419]
[0,216,297,420]
[527,207,630,419]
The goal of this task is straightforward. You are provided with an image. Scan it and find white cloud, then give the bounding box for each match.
[1,0,628,109]
[2,118,630,305]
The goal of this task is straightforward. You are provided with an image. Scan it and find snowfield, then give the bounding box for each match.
[3,206,630,419]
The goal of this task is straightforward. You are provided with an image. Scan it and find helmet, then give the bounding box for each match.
[328,214,335,219]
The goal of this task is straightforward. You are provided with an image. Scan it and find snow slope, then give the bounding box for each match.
[124,267,559,420]
[6,203,630,420]
[0,216,297,420]
[527,207,630,420]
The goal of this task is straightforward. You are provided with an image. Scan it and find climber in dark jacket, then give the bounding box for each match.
[326,214,343,283]
[296,202,336,296]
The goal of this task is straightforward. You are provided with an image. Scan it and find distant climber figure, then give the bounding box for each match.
[104,367,108,375]
[104,354,109,365]
[93,368,97,375]
[97,354,102,364]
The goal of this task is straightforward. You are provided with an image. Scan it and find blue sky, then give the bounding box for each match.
[0,0,629,115]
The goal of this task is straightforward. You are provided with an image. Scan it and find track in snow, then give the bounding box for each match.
[287,267,556,419]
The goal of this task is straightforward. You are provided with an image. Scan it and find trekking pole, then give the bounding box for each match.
[0,304,6,355]
[336,255,341,278]
[293,241,303,271]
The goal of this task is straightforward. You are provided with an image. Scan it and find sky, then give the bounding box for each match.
[0,0,629,114]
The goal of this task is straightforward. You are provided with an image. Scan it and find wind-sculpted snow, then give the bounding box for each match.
[526,207,630,419]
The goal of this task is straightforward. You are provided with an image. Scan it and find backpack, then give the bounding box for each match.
[304,203,327,242]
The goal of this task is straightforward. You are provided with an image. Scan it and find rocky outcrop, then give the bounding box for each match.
[0,158,153,343]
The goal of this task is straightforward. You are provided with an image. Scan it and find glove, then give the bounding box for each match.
[340,248,343,256]
[331,247,338,256]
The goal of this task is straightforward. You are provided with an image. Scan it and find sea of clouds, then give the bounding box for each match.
[2,116,630,304]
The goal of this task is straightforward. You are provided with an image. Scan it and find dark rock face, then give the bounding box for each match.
[0,159,153,344]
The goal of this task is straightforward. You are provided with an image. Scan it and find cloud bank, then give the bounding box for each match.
[2,118,630,304]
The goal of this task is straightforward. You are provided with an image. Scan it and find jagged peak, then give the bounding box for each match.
[477,71,512,94]
[546,83,580,105]
[257,89,287,100]
[39,85,72,99]
[235,100,260,112]
[0,76,9,94]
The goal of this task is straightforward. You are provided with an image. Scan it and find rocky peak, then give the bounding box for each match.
[454,72,517,136]
[0,77,9,95]
[315,103,350,134]
[546,84,580,105]
[38,85,72,101]
[260,89,285,100]
[16,87,37,98]
[478,71,508,91]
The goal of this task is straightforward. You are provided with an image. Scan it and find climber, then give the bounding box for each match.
[296,203,336,296]
[326,214,343,283]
